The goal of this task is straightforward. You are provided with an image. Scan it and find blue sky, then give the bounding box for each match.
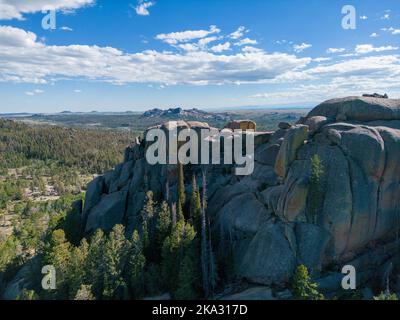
[0,0,399,113]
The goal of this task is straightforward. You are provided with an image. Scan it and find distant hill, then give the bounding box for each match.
[142,107,232,121]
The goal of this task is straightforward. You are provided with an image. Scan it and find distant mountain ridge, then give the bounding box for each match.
[142,107,231,121]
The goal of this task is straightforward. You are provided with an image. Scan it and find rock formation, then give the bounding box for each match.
[81,96,400,296]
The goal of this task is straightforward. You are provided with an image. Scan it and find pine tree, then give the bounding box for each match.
[292,265,324,300]
[127,230,146,299]
[178,163,186,209]
[86,229,106,298]
[308,154,324,223]
[190,175,201,228]
[43,229,72,298]
[67,238,89,299]
[161,220,197,293]
[141,191,156,257]
[156,201,171,252]
[102,225,130,299]
[175,253,198,300]
[177,198,185,222]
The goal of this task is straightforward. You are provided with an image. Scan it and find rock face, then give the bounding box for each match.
[81,97,400,292]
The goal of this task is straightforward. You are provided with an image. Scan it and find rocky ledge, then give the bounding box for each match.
[82,96,400,297]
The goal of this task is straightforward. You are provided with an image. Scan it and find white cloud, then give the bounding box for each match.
[0,26,311,86]
[3,24,400,104]
[327,48,346,54]
[370,32,379,38]
[313,57,331,62]
[234,38,257,46]
[74,89,82,93]
[360,15,368,20]
[198,36,219,48]
[155,25,220,45]
[134,0,155,16]
[381,13,390,20]
[355,44,398,54]
[229,26,247,39]
[0,0,95,20]
[293,43,312,53]
[241,46,263,53]
[25,89,44,96]
[210,42,231,53]
[382,27,400,35]
[61,26,73,31]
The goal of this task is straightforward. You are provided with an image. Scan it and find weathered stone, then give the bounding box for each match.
[278,122,292,130]
[238,222,296,285]
[304,116,329,133]
[275,125,309,177]
[308,96,400,122]
[224,120,256,131]
[295,223,331,273]
[255,144,280,166]
[85,191,128,233]
[83,176,104,215]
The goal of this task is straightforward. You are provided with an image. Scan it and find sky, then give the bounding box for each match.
[0,0,399,113]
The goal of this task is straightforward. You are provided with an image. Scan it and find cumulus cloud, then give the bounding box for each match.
[155,25,220,45]
[293,43,312,53]
[229,26,247,39]
[2,24,399,104]
[355,44,398,54]
[234,38,257,46]
[0,0,95,20]
[327,48,346,54]
[0,25,311,86]
[210,42,231,53]
[370,32,379,38]
[382,27,400,35]
[134,0,155,16]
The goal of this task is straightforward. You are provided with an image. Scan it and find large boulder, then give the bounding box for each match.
[85,191,128,233]
[83,176,104,216]
[308,96,400,122]
[238,222,296,285]
[275,125,309,177]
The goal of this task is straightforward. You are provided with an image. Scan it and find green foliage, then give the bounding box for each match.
[178,163,186,209]
[161,220,199,299]
[374,292,399,300]
[0,236,19,273]
[308,154,325,223]
[43,229,72,298]
[141,191,156,259]
[127,231,146,298]
[0,119,132,174]
[74,284,95,300]
[156,201,171,253]
[16,289,38,300]
[102,225,130,299]
[292,265,324,300]
[189,175,201,229]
